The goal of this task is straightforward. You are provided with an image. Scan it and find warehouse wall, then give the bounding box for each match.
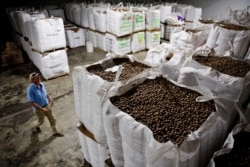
[178,0,250,20]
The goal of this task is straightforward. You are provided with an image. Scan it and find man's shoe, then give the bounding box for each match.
[35,127,41,133]
[53,132,64,137]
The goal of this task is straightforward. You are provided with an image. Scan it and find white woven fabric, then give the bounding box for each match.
[28,49,69,79]
[102,68,234,167]
[72,55,150,144]
[131,31,146,53]
[95,32,107,51]
[145,31,161,49]
[170,28,209,51]
[94,7,107,33]
[107,7,133,37]
[132,7,146,32]
[206,24,250,59]
[106,33,131,56]
[65,27,85,48]
[145,7,160,31]
[30,17,66,52]
[77,130,109,167]
[80,4,89,28]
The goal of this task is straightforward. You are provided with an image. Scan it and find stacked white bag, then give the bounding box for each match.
[29,17,66,53]
[145,6,161,49]
[69,3,82,26]
[131,31,145,53]
[80,3,89,28]
[31,49,70,80]
[94,7,108,33]
[23,12,47,40]
[130,7,146,53]
[65,25,85,48]
[95,32,107,52]
[107,5,133,37]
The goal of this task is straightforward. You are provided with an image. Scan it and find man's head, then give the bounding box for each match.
[29,72,40,83]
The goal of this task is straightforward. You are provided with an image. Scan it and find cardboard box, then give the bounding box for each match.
[1,48,23,66]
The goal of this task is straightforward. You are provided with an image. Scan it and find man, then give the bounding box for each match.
[27,72,63,137]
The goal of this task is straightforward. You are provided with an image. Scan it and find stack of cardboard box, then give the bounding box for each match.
[1,41,23,67]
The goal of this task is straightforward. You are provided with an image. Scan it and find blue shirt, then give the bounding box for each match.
[27,82,48,111]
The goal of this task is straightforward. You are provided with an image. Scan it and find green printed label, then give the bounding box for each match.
[152,18,160,29]
[135,14,144,23]
[119,39,129,48]
[120,19,131,32]
[150,32,160,42]
[137,33,144,43]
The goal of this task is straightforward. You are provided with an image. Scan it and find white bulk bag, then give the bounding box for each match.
[170,28,209,51]
[145,7,160,31]
[107,7,133,37]
[207,124,250,167]
[63,3,71,21]
[77,128,109,167]
[145,43,175,66]
[16,12,31,36]
[176,5,202,22]
[131,31,145,53]
[71,3,82,26]
[12,10,28,34]
[94,7,107,33]
[174,54,250,101]
[95,32,107,51]
[244,46,250,60]
[6,9,21,33]
[102,69,234,167]
[106,33,131,56]
[80,4,89,28]
[226,6,250,27]
[86,29,97,48]
[23,12,46,39]
[160,23,164,38]
[164,24,180,41]
[206,23,250,59]
[235,75,250,124]
[146,31,161,49]
[160,4,172,23]
[24,19,36,42]
[192,20,214,30]
[88,6,96,30]
[72,55,149,144]
[30,17,66,52]
[31,49,70,80]
[48,8,66,23]
[65,27,85,48]
[39,9,49,18]
[132,7,145,32]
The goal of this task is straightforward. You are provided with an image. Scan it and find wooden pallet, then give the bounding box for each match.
[44,73,70,81]
[32,47,68,55]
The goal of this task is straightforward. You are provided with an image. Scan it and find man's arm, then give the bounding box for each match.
[47,94,54,106]
[29,102,48,112]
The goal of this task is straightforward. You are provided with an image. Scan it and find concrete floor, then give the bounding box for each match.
[0,46,147,167]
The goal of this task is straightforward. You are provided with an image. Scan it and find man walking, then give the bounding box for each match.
[27,72,63,137]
